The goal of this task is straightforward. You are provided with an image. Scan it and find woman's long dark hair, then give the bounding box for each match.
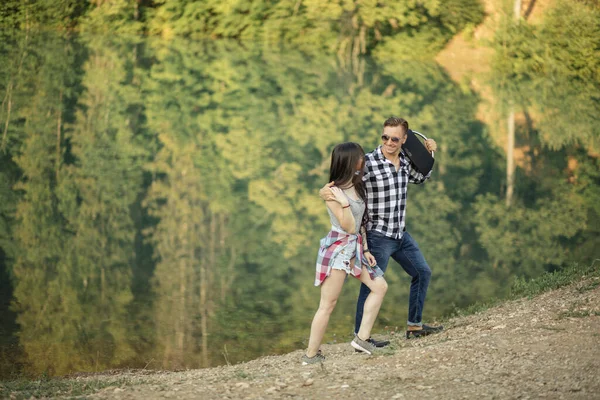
[329,142,369,228]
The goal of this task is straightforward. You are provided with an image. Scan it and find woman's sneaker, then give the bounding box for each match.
[351,336,377,355]
[354,337,390,352]
[301,350,325,365]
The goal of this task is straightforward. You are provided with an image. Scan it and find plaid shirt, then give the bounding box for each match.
[364,146,432,239]
[314,227,381,286]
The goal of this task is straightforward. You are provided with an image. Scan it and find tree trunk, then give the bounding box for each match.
[1,82,13,152]
[506,1,520,207]
[514,0,522,20]
[506,109,515,207]
[177,256,186,362]
[56,90,63,180]
[199,257,208,367]
[134,0,139,21]
[199,211,209,367]
[524,0,537,20]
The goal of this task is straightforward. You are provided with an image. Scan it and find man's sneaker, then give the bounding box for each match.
[351,336,377,355]
[301,350,325,365]
[406,324,444,339]
[354,337,390,352]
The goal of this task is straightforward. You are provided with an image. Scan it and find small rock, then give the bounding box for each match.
[302,378,314,387]
[276,380,287,389]
[415,385,433,390]
[235,382,250,389]
[341,384,349,388]
[265,386,278,394]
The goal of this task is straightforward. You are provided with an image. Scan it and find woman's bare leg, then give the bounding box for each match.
[356,267,388,341]
[306,269,347,357]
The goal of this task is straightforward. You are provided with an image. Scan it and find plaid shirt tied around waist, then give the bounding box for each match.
[314,226,382,286]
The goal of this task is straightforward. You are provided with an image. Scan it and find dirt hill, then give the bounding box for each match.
[61,274,600,400]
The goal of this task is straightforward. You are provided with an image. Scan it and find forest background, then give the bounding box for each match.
[0,0,598,379]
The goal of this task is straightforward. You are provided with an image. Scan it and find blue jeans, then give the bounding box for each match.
[354,230,431,334]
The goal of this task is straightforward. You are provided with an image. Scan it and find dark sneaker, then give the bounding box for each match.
[301,350,325,365]
[351,336,377,355]
[406,324,444,339]
[368,337,390,347]
[354,337,390,352]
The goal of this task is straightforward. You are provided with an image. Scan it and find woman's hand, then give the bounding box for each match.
[365,252,377,267]
[330,186,349,207]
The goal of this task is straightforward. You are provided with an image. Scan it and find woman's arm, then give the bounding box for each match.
[326,200,356,234]
[325,187,357,234]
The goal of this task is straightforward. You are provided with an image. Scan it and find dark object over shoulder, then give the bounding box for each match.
[401,129,435,175]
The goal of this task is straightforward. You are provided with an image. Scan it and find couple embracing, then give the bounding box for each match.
[303,116,442,365]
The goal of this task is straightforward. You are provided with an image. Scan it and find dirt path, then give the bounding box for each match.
[81,277,600,399]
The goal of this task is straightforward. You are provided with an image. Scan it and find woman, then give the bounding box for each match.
[302,142,388,365]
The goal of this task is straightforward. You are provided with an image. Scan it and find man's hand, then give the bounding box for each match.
[424,139,437,153]
[319,181,336,201]
[330,186,350,207]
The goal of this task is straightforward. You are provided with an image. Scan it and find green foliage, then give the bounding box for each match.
[0,158,19,266]
[0,376,146,399]
[491,0,600,150]
[0,6,598,377]
[1,0,484,56]
[448,260,600,320]
[0,0,83,30]
[474,190,587,278]
[511,260,600,298]
[82,0,144,34]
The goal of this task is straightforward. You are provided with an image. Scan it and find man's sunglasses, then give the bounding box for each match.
[381,134,404,143]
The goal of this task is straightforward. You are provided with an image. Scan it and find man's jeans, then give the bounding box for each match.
[355,230,431,334]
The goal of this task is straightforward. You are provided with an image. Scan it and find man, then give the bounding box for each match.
[320,116,442,344]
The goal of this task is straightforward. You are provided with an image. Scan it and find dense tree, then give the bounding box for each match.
[491,0,600,152]
[0,0,84,30]
[1,0,485,58]
[7,34,78,376]
[0,0,597,377]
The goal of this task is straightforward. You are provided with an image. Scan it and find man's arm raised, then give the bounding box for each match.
[319,181,336,201]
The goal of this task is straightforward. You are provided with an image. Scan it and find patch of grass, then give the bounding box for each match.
[558,310,600,320]
[558,310,591,319]
[0,376,144,399]
[576,280,600,293]
[539,325,566,331]
[444,260,600,321]
[511,260,600,299]
[449,298,502,319]
[233,369,251,379]
[376,346,397,356]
